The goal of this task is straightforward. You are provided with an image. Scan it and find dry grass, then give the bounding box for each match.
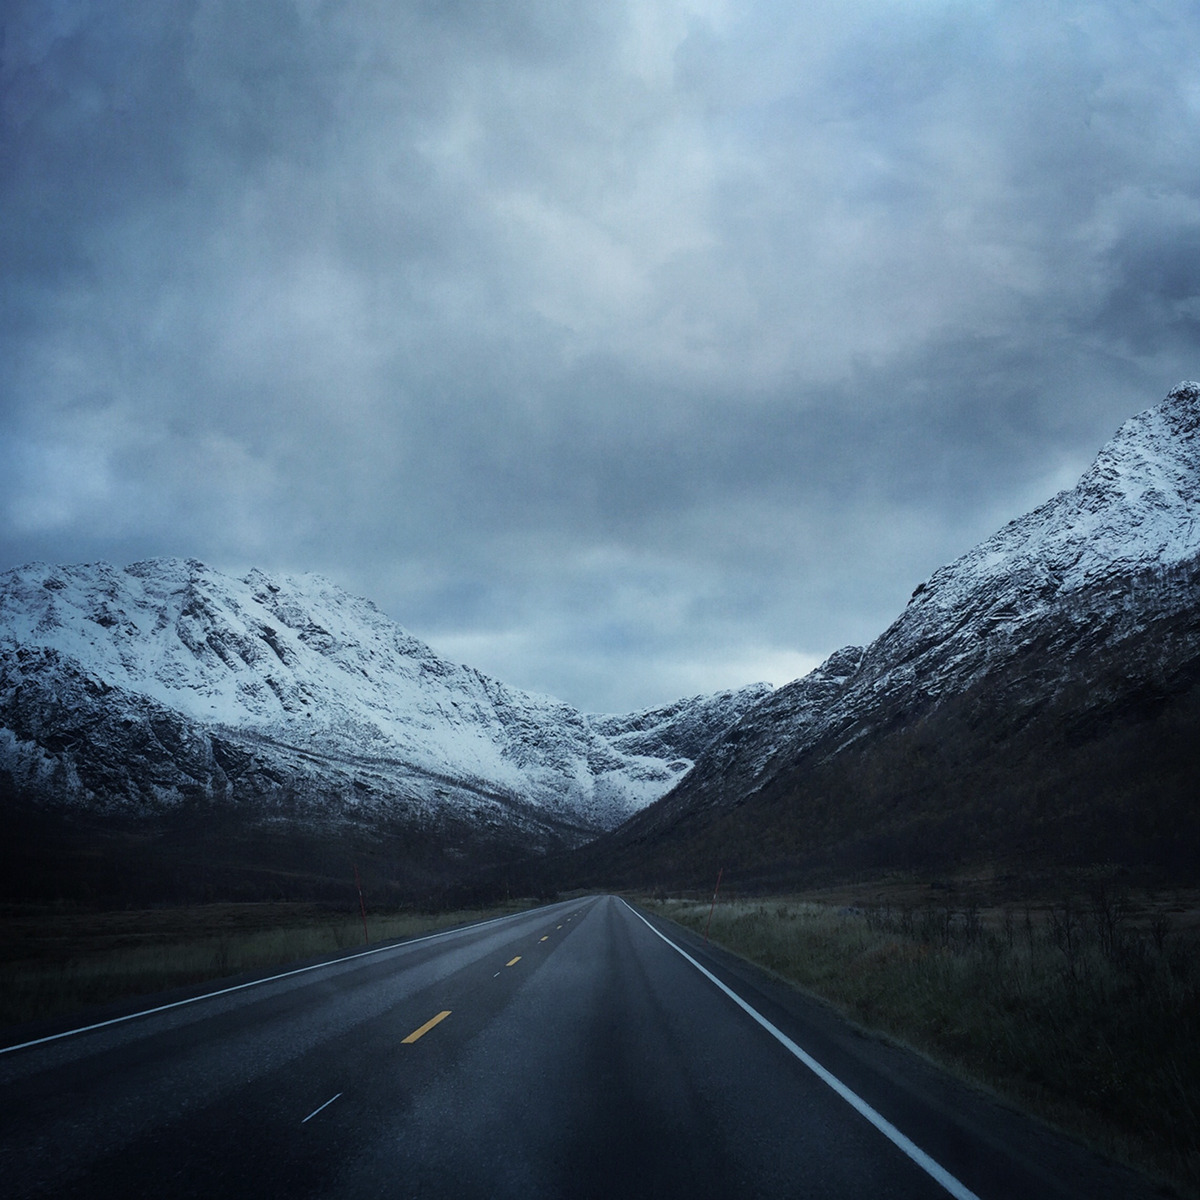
[647,886,1200,1199]
[0,899,536,1030]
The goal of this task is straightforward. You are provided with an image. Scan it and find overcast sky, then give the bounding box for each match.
[3,1,1199,713]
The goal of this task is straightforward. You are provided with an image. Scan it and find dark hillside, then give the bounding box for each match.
[550,387,1200,895]
[0,777,577,908]
[555,559,1200,894]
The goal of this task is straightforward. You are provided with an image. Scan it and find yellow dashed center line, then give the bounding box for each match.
[402,1010,451,1043]
[540,936,549,942]
[506,956,521,967]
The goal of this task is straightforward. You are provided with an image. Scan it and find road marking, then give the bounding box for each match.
[402,1010,452,1044]
[506,956,522,967]
[557,924,563,929]
[301,1092,342,1124]
[620,900,981,1200]
[1,906,536,1057]
[539,936,549,942]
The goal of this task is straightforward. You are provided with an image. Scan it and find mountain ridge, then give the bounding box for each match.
[4,381,1198,901]
[569,382,1200,887]
[0,557,768,899]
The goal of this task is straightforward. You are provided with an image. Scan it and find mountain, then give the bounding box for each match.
[588,687,775,762]
[0,559,766,902]
[574,382,1200,889]
[7,383,1197,903]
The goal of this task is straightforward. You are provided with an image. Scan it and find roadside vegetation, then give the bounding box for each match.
[647,884,1200,1199]
[0,898,536,1031]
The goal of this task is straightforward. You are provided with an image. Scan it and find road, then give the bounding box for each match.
[0,895,1157,1198]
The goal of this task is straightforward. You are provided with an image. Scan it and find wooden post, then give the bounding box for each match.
[705,867,724,943]
[354,863,369,945]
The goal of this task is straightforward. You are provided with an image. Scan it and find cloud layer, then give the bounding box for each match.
[3,1,1199,710]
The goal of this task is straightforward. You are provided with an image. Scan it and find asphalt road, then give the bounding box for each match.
[0,895,1159,1199]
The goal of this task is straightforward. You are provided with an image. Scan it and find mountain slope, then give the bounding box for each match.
[576,382,1200,887]
[588,684,772,762]
[0,559,766,900]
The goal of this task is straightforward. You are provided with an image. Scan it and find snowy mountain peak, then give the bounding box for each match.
[624,380,1200,833]
[0,558,766,842]
[588,683,773,762]
[901,382,1200,631]
[1074,379,1200,524]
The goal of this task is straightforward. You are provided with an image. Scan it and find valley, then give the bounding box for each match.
[2,381,1199,1197]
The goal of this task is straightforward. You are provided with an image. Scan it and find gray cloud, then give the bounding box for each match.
[3,1,1199,711]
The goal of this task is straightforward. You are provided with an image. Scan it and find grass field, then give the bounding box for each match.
[0,898,537,1031]
[646,880,1200,1199]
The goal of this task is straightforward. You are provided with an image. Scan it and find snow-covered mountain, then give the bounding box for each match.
[8,382,1197,897]
[597,382,1200,871]
[0,558,766,854]
[589,686,772,762]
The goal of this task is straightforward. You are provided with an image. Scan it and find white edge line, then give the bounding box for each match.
[1,904,553,1057]
[301,1091,342,1124]
[619,898,981,1200]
